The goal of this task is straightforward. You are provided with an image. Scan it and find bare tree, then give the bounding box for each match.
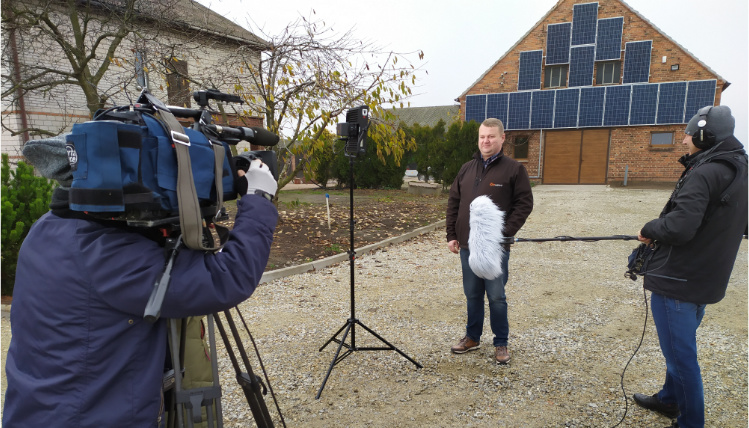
[1,0,264,141]
[226,12,425,189]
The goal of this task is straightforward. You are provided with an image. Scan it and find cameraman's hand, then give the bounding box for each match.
[236,159,277,198]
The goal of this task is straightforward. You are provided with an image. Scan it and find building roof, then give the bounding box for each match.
[457,0,727,100]
[391,105,460,128]
[89,0,268,48]
[170,0,268,48]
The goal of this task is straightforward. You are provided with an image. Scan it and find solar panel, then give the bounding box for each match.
[569,45,595,87]
[595,17,623,61]
[622,41,652,84]
[603,85,631,126]
[507,92,532,130]
[546,22,572,65]
[657,82,687,124]
[486,93,509,126]
[531,90,555,129]
[629,84,658,125]
[578,86,605,127]
[518,50,543,91]
[465,94,487,124]
[572,3,598,46]
[553,88,580,128]
[684,80,716,122]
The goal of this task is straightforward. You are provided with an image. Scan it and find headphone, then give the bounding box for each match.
[692,106,716,149]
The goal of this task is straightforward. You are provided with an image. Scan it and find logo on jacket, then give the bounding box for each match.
[489,182,503,187]
[66,143,78,171]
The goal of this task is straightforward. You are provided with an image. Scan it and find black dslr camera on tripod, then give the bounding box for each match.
[65,88,284,427]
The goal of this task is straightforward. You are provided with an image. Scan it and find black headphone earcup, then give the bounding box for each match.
[691,106,716,150]
[692,128,716,149]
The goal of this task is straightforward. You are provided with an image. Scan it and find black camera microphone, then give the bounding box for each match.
[204,125,280,147]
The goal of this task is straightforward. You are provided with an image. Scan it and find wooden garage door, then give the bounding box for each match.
[543,129,610,184]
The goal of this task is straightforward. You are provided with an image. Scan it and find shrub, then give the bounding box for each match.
[441,120,480,189]
[1,154,54,296]
[332,138,411,189]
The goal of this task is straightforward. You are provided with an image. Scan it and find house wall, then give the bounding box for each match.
[459,0,725,184]
[2,4,264,160]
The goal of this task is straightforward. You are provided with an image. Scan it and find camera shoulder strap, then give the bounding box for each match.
[143,91,228,251]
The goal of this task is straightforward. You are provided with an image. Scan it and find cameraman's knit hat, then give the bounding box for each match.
[685,105,735,142]
[22,135,72,187]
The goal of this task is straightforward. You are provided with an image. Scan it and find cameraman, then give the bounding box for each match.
[3,138,279,427]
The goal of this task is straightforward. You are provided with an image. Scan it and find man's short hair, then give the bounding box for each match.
[481,118,505,134]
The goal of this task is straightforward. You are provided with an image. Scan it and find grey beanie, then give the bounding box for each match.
[21,135,73,187]
[684,105,735,142]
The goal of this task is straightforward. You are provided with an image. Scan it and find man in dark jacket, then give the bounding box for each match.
[446,118,533,364]
[3,138,279,427]
[633,105,748,428]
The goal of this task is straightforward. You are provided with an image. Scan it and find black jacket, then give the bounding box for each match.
[446,151,534,250]
[641,136,748,304]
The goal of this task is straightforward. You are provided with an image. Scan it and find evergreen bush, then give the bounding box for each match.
[1,154,54,296]
[332,138,410,189]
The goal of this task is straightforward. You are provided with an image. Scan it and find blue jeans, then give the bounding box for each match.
[459,248,510,347]
[651,292,706,428]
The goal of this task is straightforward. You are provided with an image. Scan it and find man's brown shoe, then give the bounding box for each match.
[451,336,480,354]
[495,346,511,364]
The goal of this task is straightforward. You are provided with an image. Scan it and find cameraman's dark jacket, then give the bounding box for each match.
[3,195,277,428]
[447,151,534,251]
[641,136,748,304]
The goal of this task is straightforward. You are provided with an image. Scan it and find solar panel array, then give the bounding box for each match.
[518,50,544,91]
[595,17,624,61]
[546,23,572,65]
[465,80,716,130]
[572,3,598,46]
[569,45,596,87]
[622,41,652,84]
[465,8,717,131]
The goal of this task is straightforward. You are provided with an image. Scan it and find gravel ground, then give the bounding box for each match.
[2,185,747,427]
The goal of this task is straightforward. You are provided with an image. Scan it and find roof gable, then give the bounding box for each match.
[459,0,725,99]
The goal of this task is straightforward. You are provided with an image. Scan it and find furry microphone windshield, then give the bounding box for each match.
[468,195,506,280]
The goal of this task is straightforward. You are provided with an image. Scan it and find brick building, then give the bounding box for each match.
[2,0,266,161]
[457,0,729,185]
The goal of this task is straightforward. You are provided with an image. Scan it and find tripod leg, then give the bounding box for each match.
[355,320,423,368]
[213,312,275,428]
[316,322,353,399]
[318,321,349,352]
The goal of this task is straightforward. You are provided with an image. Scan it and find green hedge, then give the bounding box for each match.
[1,154,54,296]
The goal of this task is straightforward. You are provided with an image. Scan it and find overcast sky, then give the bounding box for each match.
[196,0,748,143]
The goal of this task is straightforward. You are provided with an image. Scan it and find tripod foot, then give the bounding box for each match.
[316,318,421,399]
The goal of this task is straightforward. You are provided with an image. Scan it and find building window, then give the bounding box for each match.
[165,57,190,107]
[135,51,149,90]
[544,65,568,88]
[596,61,621,85]
[651,132,674,146]
[512,135,529,159]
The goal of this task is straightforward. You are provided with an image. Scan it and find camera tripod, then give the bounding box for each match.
[316,156,422,399]
[145,235,284,428]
